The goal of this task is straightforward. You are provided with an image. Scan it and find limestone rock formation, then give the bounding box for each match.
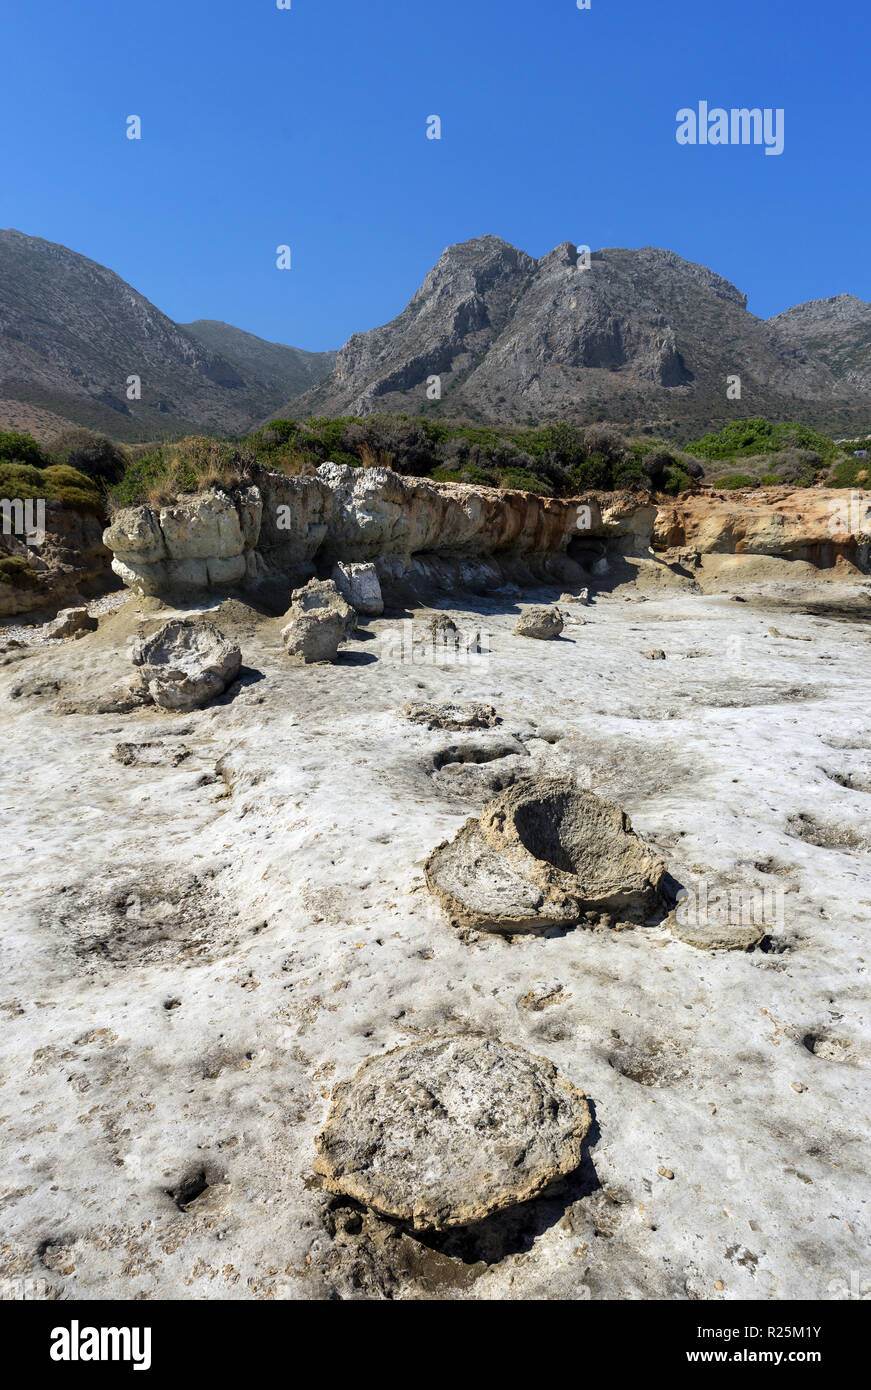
[45,606,98,640]
[281,577,356,663]
[105,487,261,596]
[131,618,241,711]
[514,607,565,640]
[313,1036,591,1230]
[331,561,384,616]
[426,778,668,933]
[0,504,115,620]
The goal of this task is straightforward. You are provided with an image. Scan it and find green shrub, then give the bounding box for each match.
[661,465,693,495]
[713,473,760,490]
[0,461,46,498]
[0,555,38,589]
[829,457,871,489]
[688,419,836,464]
[49,428,127,484]
[0,429,49,468]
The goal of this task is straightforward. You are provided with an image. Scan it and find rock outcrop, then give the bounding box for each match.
[426,778,669,933]
[313,1036,591,1230]
[280,577,356,663]
[131,618,241,711]
[101,470,871,610]
[0,503,115,619]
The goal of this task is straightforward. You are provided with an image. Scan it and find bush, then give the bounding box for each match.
[713,473,760,490]
[0,459,102,514]
[0,555,38,589]
[661,465,693,495]
[0,429,49,468]
[49,428,127,484]
[829,457,871,489]
[688,419,836,464]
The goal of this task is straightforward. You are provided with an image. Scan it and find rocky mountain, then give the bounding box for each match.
[181,320,335,406]
[0,230,333,441]
[290,236,871,438]
[768,294,871,396]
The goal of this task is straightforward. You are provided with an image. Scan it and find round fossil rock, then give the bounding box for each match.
[426,777,668,933]
[313,1036,591,1230]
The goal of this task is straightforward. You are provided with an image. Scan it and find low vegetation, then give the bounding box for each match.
[0,429,104,514]
[1,416,869,517]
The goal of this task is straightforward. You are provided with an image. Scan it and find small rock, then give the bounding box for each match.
[515,607,564,640]
[646,648,666,660]
[281,578,356,664]
[657,1166,674,1180]
[45,606,98,640]
[331,561,384,617]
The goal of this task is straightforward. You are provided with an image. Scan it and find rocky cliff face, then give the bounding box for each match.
[0,503,116,617]
[102,467,871,610]
[291,237,871,435]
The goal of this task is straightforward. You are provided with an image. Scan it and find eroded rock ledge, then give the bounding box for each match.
[101,465,871,608]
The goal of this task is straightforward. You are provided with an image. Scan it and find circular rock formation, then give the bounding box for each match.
[313,1036,591,1230]
[426,777,668,932]
[131,618,241,711]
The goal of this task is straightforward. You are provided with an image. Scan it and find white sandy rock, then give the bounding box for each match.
[281,578,356,663]
[45,607,98,640]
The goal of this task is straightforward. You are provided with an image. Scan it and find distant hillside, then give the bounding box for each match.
[289,236,871,439]
[0,230,331,441]
[769,294,871,395]
[2,228,869,444]
[181,320,335,405]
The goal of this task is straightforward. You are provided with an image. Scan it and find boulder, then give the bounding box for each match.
[131,619,241,711]
[331,561,384,616]
[313,1036,591,1230]
[514,607,564,640]
[281,577,356,664]
[45,606,98,640]
[426,777,669,933]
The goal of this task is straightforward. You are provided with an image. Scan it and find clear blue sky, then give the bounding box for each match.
[2,0,868,351]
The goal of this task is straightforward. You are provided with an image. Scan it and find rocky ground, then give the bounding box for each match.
[1,576,870,1301]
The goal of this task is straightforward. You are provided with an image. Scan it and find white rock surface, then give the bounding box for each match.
[0,579,869,1300]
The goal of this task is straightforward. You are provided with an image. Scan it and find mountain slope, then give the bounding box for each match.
[181,320,334,403]
[0,230,328,440]
[768,294,871,394]
[290,237,871,437]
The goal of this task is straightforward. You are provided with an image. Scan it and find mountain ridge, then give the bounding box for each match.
[1,228,868,443]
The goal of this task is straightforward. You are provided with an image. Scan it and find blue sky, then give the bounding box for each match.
[2,0,868,351]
